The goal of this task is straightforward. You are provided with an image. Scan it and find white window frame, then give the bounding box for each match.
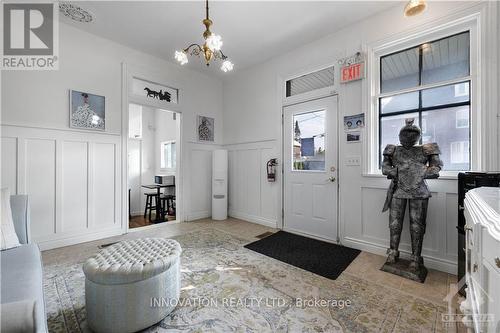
[363,12,481,178]
[160,140,176,171]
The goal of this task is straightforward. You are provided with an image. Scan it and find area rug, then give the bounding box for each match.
[43,229,447,332]
[244,231,360,280]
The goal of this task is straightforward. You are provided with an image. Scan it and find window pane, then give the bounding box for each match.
[422,82,469,108]
[381,47,419,93]
[422,32,470,85]
[380,91,419,114]
[380,112,419,164]
[421,105,470,171]
[293,110,325,171]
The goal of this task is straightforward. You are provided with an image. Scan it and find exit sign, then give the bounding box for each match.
[341,62,365,83]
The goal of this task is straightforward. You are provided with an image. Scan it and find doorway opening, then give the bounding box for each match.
[128,103,180,229]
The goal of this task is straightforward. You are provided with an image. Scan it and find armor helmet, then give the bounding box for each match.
[399,118,421,148]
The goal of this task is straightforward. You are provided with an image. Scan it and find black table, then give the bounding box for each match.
[141,184,175,222]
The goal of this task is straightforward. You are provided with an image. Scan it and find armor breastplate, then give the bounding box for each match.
[392,146,431,199]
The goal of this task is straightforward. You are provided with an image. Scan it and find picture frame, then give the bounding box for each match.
[69,90,105,131]
[343,113,365,131]
[346,131,361,143]
[197,115,215,142]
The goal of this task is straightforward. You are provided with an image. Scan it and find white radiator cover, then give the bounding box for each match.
[212,149,228,220]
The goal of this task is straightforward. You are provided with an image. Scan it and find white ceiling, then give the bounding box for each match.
[63,1,402,77]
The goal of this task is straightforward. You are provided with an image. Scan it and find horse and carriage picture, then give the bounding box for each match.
[144,87,171,102]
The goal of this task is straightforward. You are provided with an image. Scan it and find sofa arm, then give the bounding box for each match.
[10,195,31,244]
[0,300,37,333]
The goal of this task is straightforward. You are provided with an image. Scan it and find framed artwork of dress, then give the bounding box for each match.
[70,90,105,130]
[197,115,214,142]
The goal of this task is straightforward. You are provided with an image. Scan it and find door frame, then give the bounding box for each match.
[281,93,341,243]
[121,62,184,234]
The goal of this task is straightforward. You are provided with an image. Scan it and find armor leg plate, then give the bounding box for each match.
[388,198,406,262]
[408,199,429,269]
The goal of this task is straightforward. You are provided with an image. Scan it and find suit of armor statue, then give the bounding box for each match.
[382,118,443,271]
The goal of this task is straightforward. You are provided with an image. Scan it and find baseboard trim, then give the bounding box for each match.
[185,210,210,221]
[228,211,277,228]
[342,236,458,275]
[36,227,124,251]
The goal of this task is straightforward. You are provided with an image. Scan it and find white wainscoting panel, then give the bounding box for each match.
[1,137,17,194]
[186,146,213,220]
[61,141,88,233]
[226,140,278,227]
[25,138,57,240]
[1,125,122,250]
[93,143,117,228]
[342,178,459,274]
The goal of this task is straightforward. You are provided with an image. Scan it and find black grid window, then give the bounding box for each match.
[378,31,471,171]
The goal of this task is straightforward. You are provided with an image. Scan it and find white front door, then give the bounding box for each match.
[283,96,338,241]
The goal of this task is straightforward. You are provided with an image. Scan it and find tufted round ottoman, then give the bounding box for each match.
[83,238,182,333]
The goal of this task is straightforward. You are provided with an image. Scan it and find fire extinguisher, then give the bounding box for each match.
[267,158,278,182]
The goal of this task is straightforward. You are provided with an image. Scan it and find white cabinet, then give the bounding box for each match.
[462,187,500,333]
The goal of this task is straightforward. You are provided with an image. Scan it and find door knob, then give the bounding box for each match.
[328,176,336,183]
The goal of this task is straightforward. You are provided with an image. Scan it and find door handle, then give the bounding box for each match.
[328,176,336,183]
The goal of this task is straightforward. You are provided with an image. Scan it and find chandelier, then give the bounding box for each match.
[174,0,233,72]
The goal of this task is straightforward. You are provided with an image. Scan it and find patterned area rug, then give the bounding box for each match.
[43,229,447,332]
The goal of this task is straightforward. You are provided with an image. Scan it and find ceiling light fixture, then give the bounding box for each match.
[404,0,427,17]
[59,3,94,23]
[174,0,233,72]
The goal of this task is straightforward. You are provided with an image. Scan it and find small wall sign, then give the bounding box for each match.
[341,62,365,83]
[339,52,365,84]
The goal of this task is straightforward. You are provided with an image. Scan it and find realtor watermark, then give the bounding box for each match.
[151,297,352,309]
[1,1,59,70]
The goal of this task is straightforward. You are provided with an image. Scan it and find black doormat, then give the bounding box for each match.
[244,231,361,280]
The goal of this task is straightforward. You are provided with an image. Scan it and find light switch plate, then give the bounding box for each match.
[346,155,361,166]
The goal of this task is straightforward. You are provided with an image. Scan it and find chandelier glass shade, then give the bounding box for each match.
[175,0,233,72]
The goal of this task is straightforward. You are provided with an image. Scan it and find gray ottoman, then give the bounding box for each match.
[83,238,182,333]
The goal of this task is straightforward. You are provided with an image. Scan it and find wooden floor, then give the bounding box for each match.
[129,214,176,229]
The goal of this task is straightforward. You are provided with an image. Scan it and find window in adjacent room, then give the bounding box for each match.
[378,31,471,171]
[160,141,176,170]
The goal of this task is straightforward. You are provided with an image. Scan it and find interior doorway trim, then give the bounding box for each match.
[121,62,184,234]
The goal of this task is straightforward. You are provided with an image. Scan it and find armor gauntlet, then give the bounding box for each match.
[382,144,397,179]
[423,143,443,179]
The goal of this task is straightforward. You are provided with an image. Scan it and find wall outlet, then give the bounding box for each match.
[345,155,361,166]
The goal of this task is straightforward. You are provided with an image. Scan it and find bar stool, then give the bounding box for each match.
[160,195,176,219]
[144,192,159,221]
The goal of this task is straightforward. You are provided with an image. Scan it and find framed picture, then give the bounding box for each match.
[197,115,214,142]
[70,90,105,130]
[346,131,361,143]
[343,113,365,131]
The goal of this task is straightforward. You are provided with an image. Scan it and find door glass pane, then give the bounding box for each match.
[422,32,470,85]
[380,91,419,114]
[421,105,470,171]
[292,110,325,171]
[380,112,419,164]
[381,46,420,93]
[421,81,469,108]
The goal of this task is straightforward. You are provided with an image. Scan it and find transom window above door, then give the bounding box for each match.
[378,31,471,171]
